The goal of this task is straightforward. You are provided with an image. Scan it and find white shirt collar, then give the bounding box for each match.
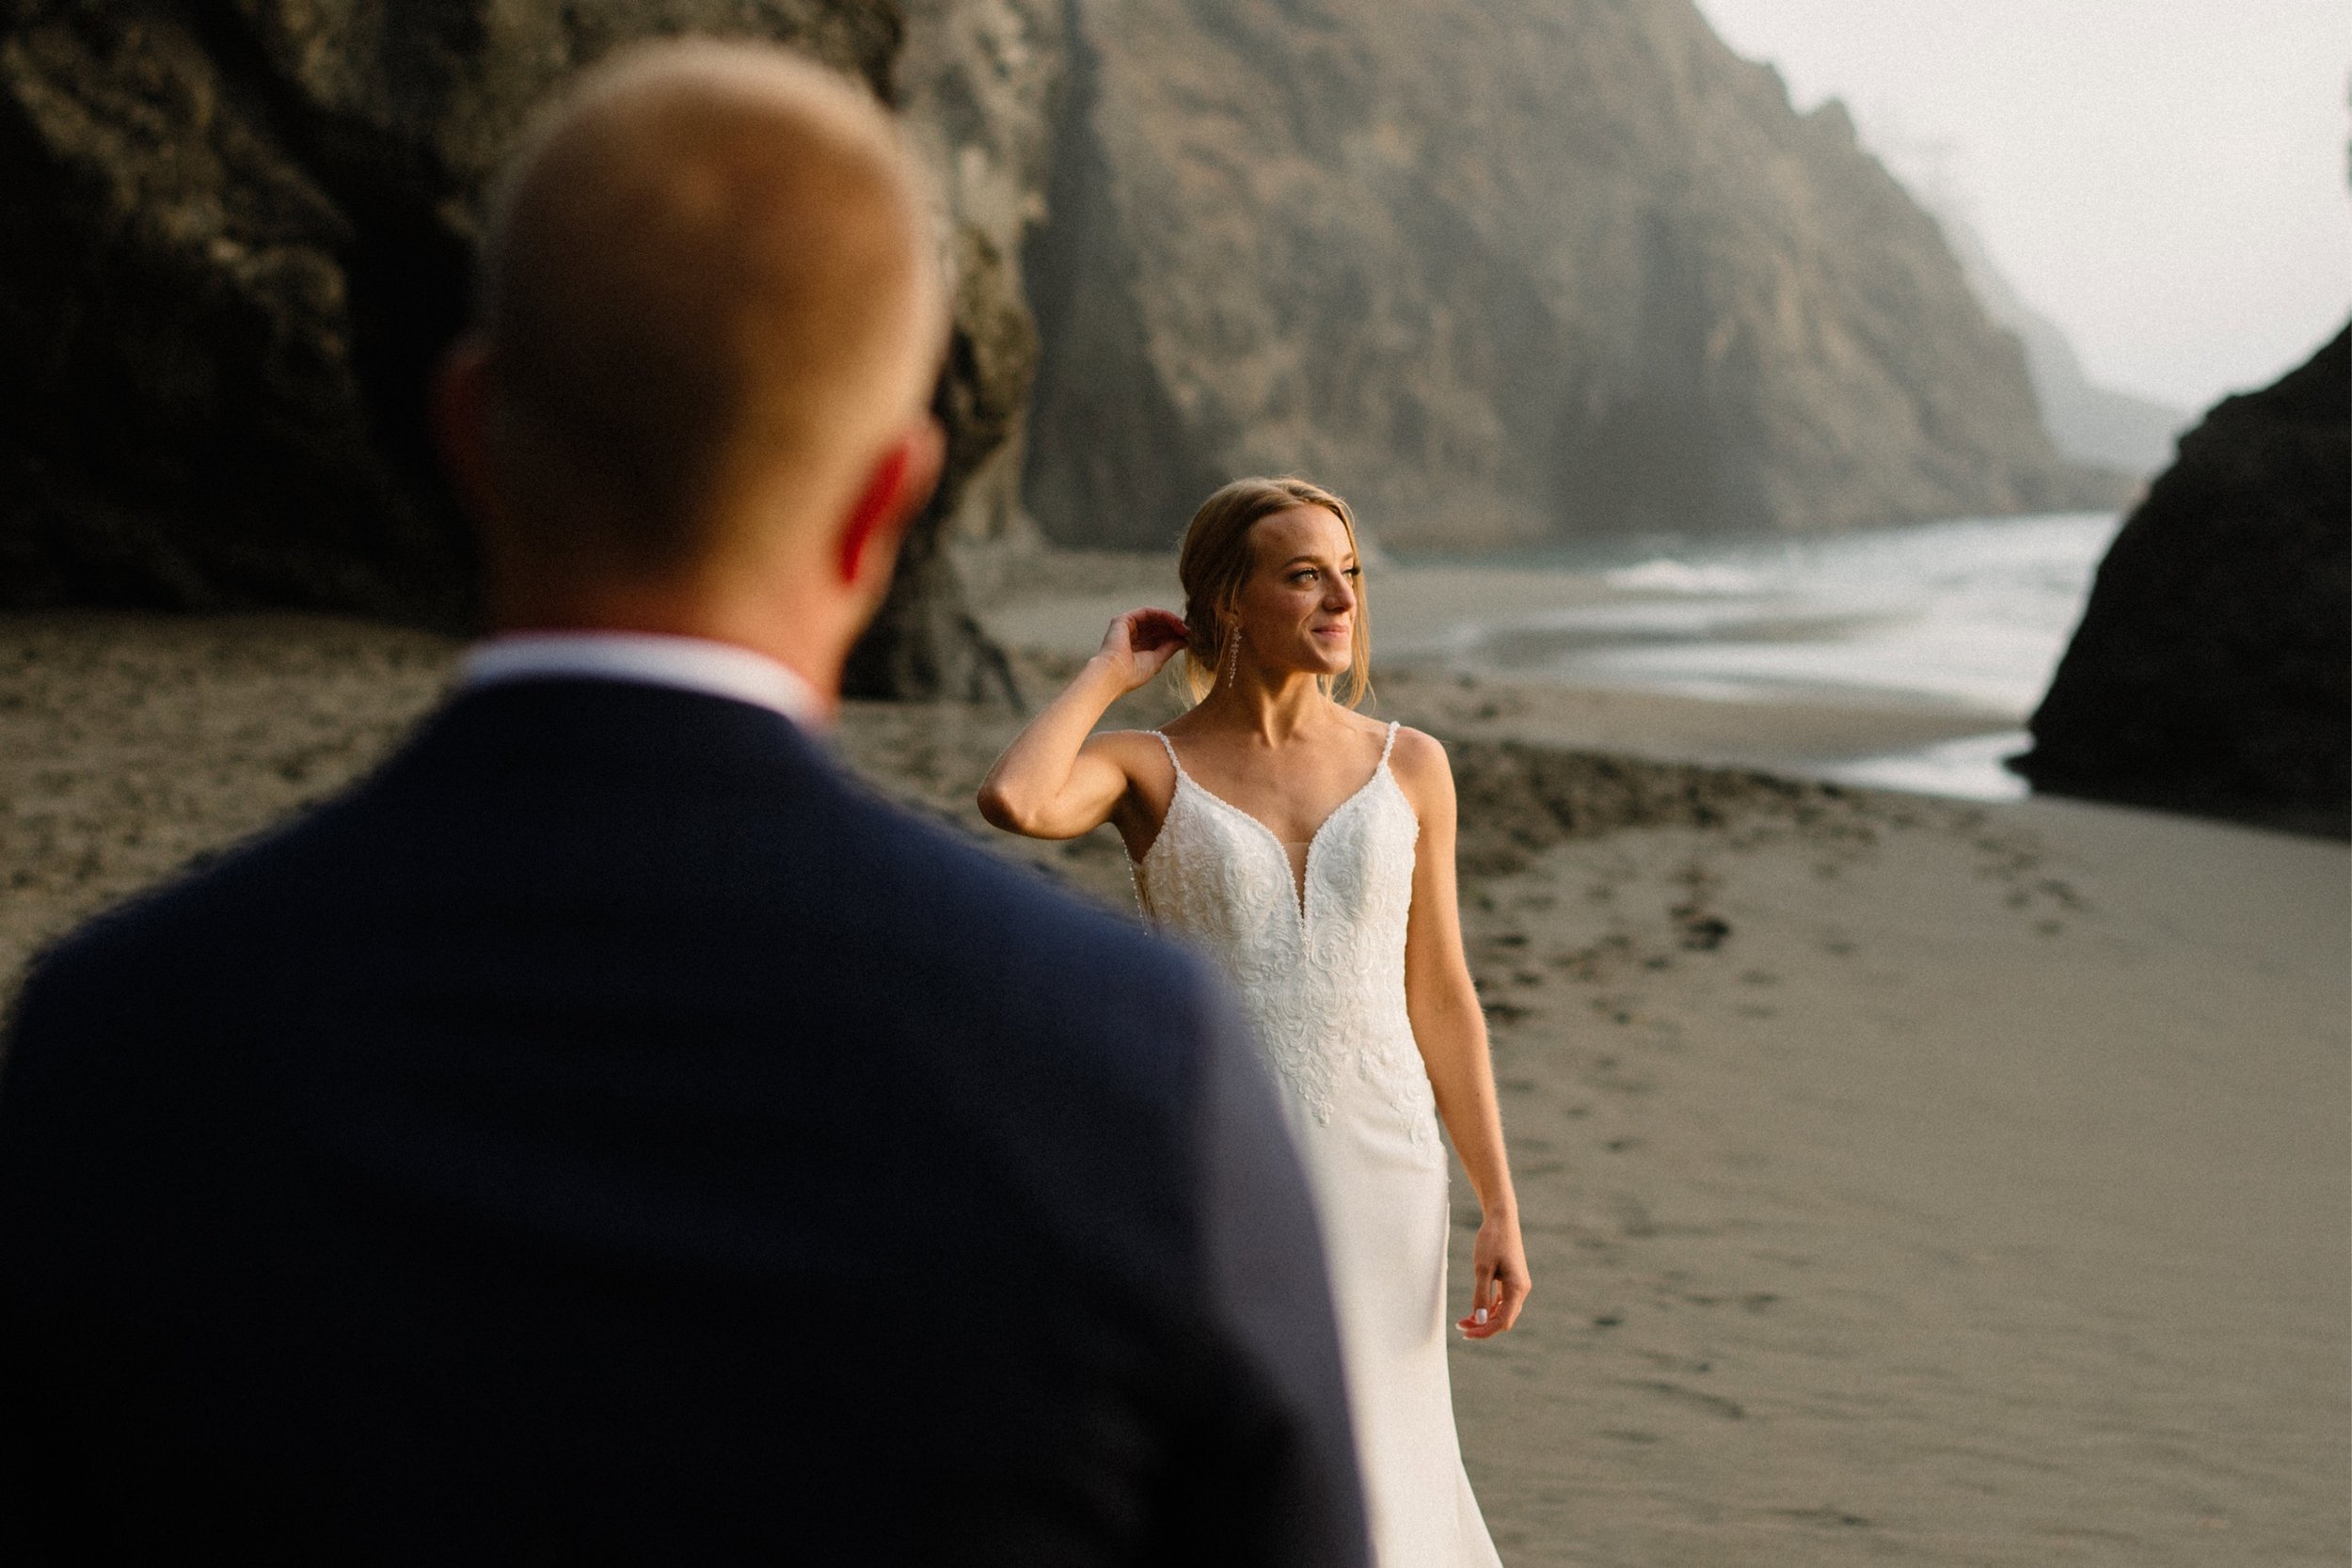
[459,632,829,731]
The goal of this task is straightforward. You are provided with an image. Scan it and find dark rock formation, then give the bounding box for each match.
[2015,324,2350,836]
[848,0,1059,700]
[894,0,1061,548]
[0,0,1036,698]
[1021,0,2122,550]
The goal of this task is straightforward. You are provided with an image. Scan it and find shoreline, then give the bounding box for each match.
[980,550,2045,799]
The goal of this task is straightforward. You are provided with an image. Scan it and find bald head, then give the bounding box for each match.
[469,39,946,573]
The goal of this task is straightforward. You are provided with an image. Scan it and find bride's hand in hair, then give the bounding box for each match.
[1098,608,1190,691]
[979,608,1181,840]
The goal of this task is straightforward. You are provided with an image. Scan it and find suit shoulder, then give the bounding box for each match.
[827,771,1157,939]
[9,777,377,1034]
[818,782,1214,1032]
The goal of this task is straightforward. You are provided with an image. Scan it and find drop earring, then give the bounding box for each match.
[1226,628,1241,689]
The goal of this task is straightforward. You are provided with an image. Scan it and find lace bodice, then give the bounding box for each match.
[1132,722,1437,1152]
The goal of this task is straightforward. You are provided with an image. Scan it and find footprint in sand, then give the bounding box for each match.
[1772,1505,1873,1528]
[1634,1380,1745,1419]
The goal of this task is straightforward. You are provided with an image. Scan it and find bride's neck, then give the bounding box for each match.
[1196,670,1339,744]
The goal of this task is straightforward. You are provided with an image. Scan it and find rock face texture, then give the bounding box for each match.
[2016,324,2350,835]
[3,0,2140,674]
[1022,0,2121,550]
[849,0,1062,697]
[0,0,1042,697]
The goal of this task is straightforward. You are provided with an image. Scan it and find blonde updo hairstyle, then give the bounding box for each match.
[1176,476,1373,708]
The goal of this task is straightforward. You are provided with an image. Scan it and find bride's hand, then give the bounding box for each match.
[1457,1210,1530,1339]
[1095,608,1189,691]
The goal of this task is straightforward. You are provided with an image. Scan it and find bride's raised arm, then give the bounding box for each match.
[977,608,1188,840]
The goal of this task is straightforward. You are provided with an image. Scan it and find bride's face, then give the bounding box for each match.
[1230,504,1359,681]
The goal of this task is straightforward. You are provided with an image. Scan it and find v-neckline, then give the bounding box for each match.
[1158,727,1395,927]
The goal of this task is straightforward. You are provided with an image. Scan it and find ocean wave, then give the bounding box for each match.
[1601,559,1758,594]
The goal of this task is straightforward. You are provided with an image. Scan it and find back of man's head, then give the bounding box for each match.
[464,40,944,582]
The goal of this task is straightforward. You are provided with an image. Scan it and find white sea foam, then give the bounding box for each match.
[1601,559,1758,594]
[1427,511,2126,798]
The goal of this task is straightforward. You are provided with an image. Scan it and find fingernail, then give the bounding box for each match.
[1474,1308,1488,1324]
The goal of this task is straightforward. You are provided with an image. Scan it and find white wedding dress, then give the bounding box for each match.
[1134,722,1502,1567]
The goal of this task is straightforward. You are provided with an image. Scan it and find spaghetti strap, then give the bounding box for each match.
[1149,728,1185,777]
[1378,721,1401,767]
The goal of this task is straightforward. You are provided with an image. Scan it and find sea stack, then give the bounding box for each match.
[2015,323,2351,835]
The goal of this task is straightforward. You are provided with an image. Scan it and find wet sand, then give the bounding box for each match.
[1,601,2344,1566]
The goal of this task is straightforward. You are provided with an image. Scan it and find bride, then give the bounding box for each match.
[978,476,1528,1565]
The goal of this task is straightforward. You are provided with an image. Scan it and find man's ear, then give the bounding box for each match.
[836,415,947,588]
[432,338,505,528]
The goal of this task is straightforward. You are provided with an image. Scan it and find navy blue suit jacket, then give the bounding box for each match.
[0,679,1367,1565]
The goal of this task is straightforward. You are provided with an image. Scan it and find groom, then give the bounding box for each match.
[0,40,1365,1565]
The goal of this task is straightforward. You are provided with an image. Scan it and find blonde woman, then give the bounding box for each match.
[979,477,1526,1566]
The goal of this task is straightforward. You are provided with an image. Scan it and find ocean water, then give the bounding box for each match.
[1396,512,2126,800]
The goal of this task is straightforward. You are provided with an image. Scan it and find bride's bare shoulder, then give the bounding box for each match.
[1380,724,1454,805]
[1381,722,1447,765]
[1084,727,1179,778]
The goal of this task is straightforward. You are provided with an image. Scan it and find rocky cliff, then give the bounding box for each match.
[1930,197,2188,478]
[2014,324,2350,835]
[846,0,1061,697]
[3,0,2136,667]
[0,0,1049,697]
[1021,0,2122,550]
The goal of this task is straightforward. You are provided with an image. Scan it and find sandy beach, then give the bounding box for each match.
[1,592,2344,1566]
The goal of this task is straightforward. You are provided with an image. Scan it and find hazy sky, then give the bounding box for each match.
[1692,0,2352,413]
